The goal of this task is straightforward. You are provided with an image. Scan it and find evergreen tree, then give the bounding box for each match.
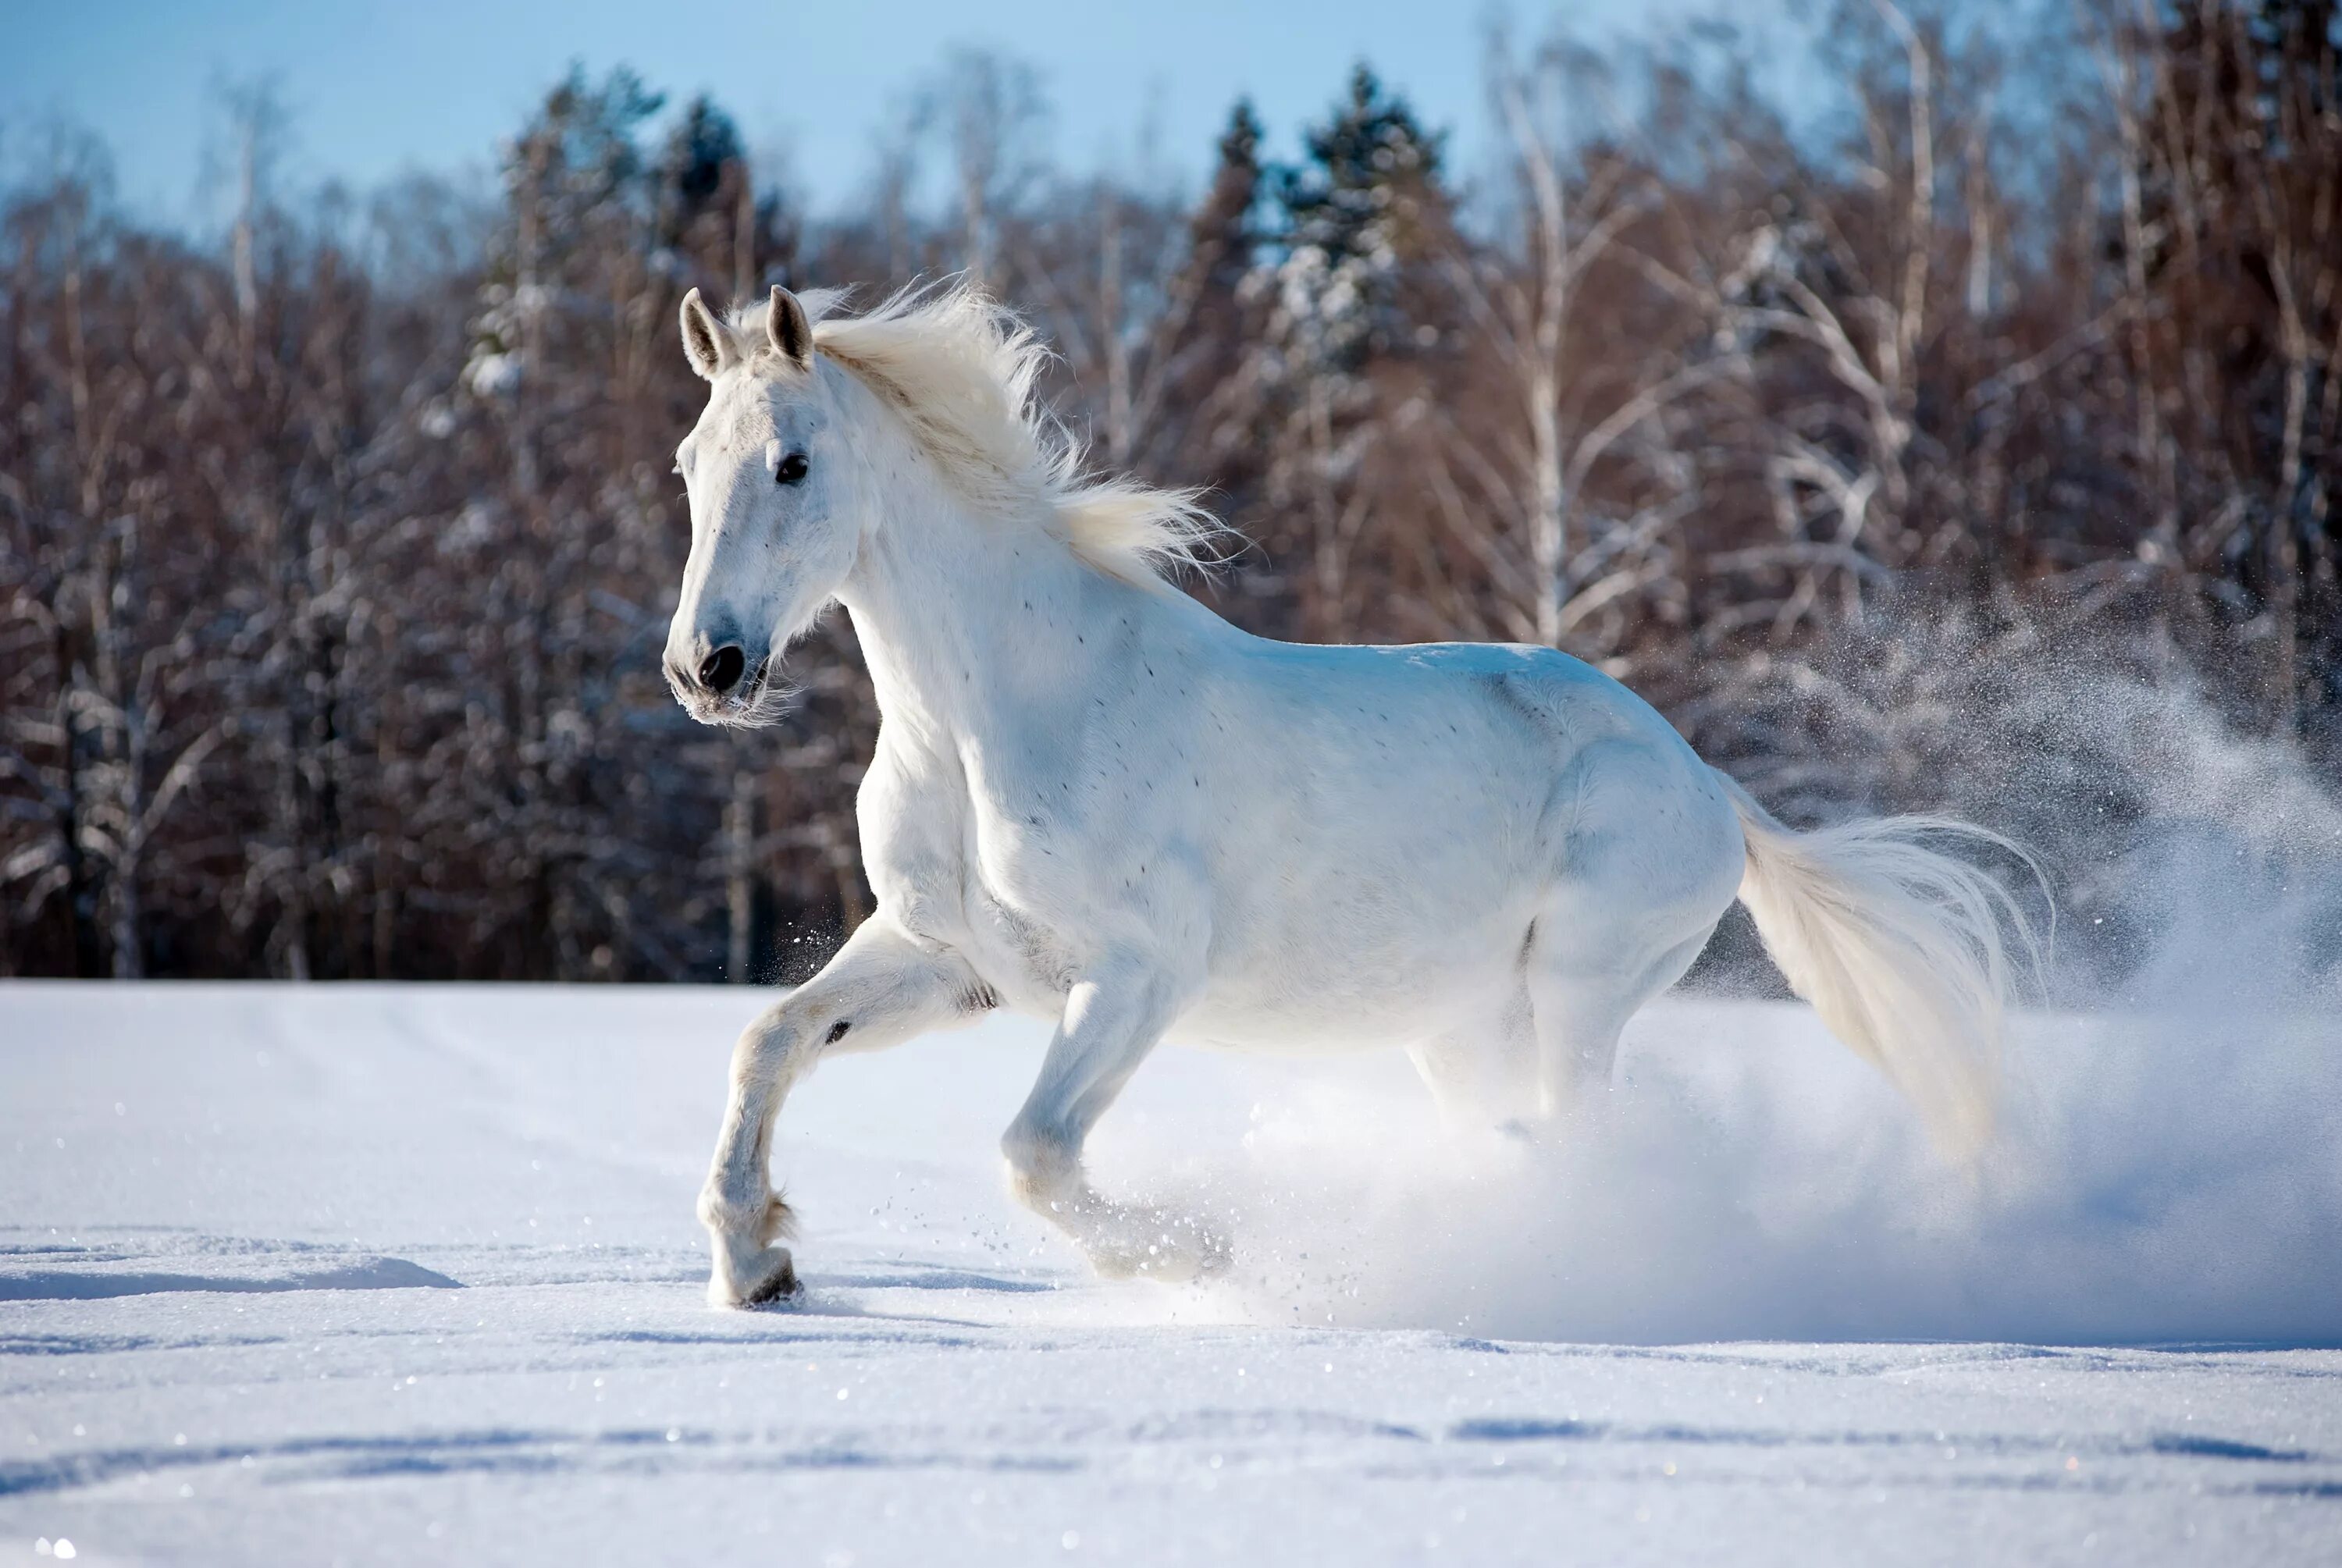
[1270,64,1450,372]
[468,66,664,396]
[512,66,664,244]
[1142,101,1272,570]
[1239,67,1458,638]
[1191,99,1266,304]
[658,94,746,247]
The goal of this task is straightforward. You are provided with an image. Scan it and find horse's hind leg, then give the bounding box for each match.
[699,916,987,1307]
[1406,983,1538,1137]
[1518,740,1742,1122]
[1524,920,1713,1120]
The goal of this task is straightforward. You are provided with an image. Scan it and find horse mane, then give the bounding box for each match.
[724,279,1221,590]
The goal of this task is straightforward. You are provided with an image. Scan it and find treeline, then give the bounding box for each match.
[2,1,2336,981]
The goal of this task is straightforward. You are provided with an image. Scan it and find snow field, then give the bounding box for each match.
[2,983,2337,1564]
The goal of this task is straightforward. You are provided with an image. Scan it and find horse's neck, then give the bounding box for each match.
[837,478,1135,763]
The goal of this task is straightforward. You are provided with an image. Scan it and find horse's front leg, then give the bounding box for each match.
[699,915,986,1307]
[999,958,1225,1281]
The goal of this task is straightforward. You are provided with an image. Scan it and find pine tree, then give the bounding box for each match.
[1271,64,1450,372]
[468,67,664,399]
[1241,67,1458,638]
[1137,101,1273,570]
[1191,100,1266,304]
[659,94,746,247]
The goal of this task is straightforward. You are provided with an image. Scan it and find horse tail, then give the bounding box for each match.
[1714,770,2044,1157]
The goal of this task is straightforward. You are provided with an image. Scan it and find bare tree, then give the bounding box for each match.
[3,15,2335,982]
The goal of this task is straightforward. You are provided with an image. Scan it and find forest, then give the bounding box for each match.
[2,0,2337,983]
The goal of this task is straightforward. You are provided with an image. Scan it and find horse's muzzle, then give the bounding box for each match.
[667,652,782,728]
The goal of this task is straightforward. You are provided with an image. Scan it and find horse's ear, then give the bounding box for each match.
[767,285,813,371]
[679,287,731,379]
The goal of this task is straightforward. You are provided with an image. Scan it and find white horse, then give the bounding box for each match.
[665,279,2033,1307]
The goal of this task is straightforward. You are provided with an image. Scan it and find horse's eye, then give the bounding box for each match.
[778,452,810,485]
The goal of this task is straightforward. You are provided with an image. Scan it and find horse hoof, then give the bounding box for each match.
[1092,1222,1231,1285]
[709,1245,801,1309]
[1165,1232,1233,1283]
[744,1254,803,1306]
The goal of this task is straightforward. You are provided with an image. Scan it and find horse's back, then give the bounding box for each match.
[1213,632,1723,855]
[1168,631,1741,1051]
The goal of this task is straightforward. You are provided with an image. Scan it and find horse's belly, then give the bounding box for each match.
[1173,894,1529,1053]
[1172,968,1514,1053]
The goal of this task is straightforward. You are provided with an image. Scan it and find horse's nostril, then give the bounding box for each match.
[699,645,748,695]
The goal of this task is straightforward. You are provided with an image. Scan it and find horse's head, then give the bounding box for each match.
[664,285,857,727]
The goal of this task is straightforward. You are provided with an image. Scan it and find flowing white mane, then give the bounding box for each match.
[725,280,1220,589]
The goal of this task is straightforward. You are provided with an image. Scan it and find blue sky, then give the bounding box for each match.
[0,0,1788,222]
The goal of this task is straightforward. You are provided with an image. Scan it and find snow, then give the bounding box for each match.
[3,982,2338,1565]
